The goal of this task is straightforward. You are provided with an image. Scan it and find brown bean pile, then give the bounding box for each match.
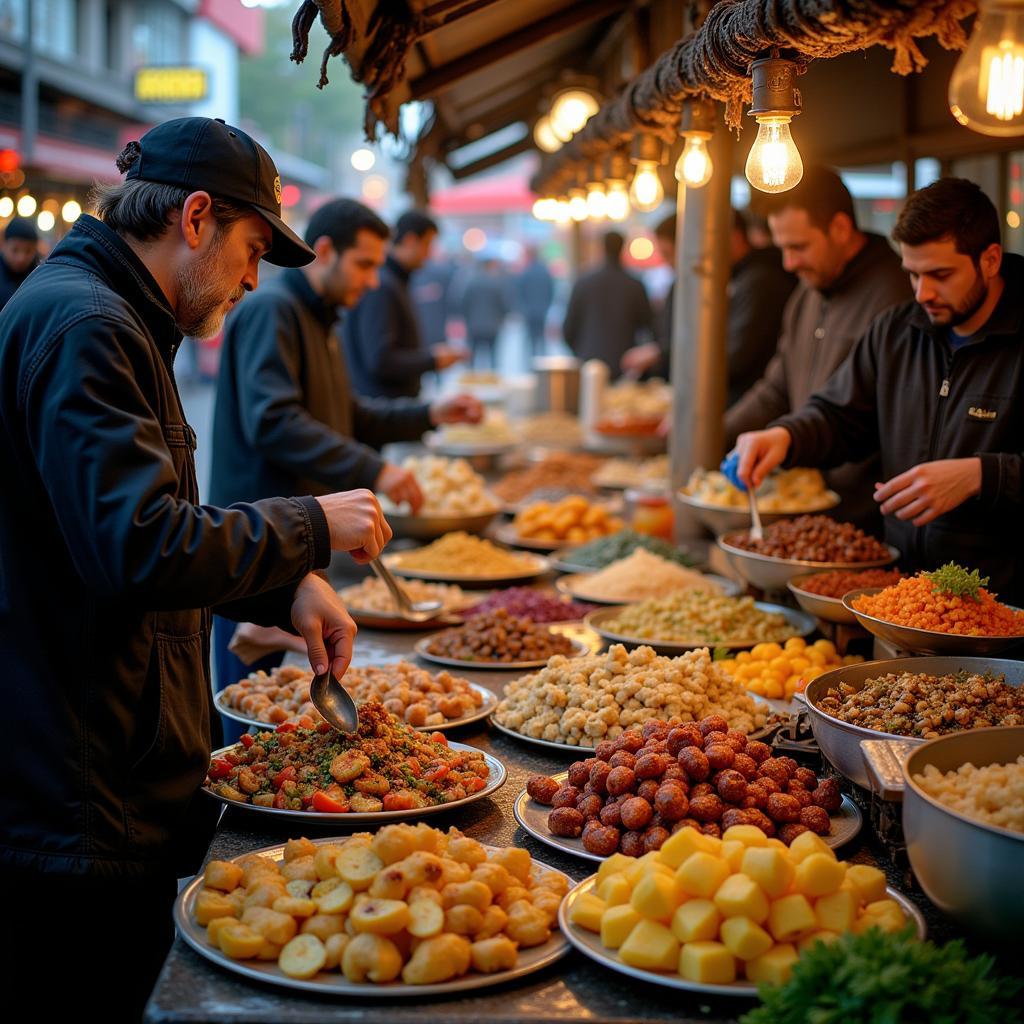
[527,714,840,856]
[730,515,891,563]
[425,608,577,664]
[818,671,1024,739]
[797,568,906,598]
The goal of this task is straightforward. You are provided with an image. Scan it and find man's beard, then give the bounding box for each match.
[925,268,988,328]
[175,230,245,339]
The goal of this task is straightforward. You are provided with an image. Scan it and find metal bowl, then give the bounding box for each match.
[717,533,898,592]
[799,656,1024,788]
[843,588,1024,656]
[677,489,839,537]
[382,507,500,541]
[788,572,858,625]
[902,726,1024,941]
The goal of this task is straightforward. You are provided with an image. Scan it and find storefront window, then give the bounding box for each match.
[0,0,79,59]
[130,1,186,67]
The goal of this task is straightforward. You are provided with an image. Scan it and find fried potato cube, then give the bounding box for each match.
[678,941,737,985]
[203,860,244,892]
[441,880,492,912]
[300,914,346,941]
[217,923,265,960]
[597,874,632,907]
[368,865,409,901]
[490,847,532,884]
[787,831,834,864]
[407,885,444,907]
[721,825,770,848]
[439,858,473,886]
[505,900,551,947]
[241,906,299,946]
[670,900,720,944]
[814,889,858,933]
[745,942,798,986]
[255,939,282,961]
[619,919,680,972]
[371,825,418,866]
[342,932,404,983]
[631,872,683,922]
[448,836,488,867]
[336,845,384,891]
[282,856,318,883]
[530,871,569,895]
[408,898,445,938]
[409,823,444,854]
[624,852,674,887]
[471,862,512,897]
[240,855,281,888]
[313,844,344,881]
[285,879,314,899]
[475,904,509,940]
[195,889,238,926]
[323,932,350,970]
[444,904,485,936]
[470,935,518,974]
[568,893,606,933]
[401,933,472,985]
[243,880,288,910]
[675,852,730,901]
[794,853,845,898]
[395,851,445,888]
[798,929,840,953]
[496,885,532,910]
[658,828,716,870]
[596,852,635,885]
[272,896,317,919]
[720,917,774,961]
[713,875,769,924]
[315,880,355,915]
[531,889,562,922]
[205,916,238,948]
[768,893,817,942]
[601,904,642,949]
[350,898,411,935]
[857,899,906,934]
[284,838,318,863]
[721,840,746,873]
[845,864,888,904]
[741,847,795,899]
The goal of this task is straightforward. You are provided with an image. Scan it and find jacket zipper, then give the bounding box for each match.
[928,347,955,461]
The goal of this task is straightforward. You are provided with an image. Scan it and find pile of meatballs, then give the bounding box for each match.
[527,714,841,857]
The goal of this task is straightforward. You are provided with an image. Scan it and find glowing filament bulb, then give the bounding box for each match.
[986,40,1024,118]
[744,117,803,194]
[605,182,630,221]
[675,136,713,188]
[629,162,664,212]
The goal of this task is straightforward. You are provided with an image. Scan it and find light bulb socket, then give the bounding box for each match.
[630,133,666,166]
[680,98,717,139]
[604,151,632,185]
[748,57,802,119]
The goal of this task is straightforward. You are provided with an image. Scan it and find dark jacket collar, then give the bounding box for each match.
[48,215,180,351]
[820,232,893,299]
[386,253,411,283]
[283,267,339,327]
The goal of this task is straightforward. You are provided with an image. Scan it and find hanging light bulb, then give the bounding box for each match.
[532,197,556,221]
[585,163,607,220]
[533,115,562,153]
[603,151,632,221]
[949,1,1024,136]
[567,184,589,222]
[674,99,716,188]
[553,199,572,225]
[37,210,55,231]
[62,199,82,223]
[628,134,666,212]
[16,194,37,217]
[550,88,600,142]
[744,55,805,194]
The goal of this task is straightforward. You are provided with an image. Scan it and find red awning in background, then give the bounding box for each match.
[430,174,535,216]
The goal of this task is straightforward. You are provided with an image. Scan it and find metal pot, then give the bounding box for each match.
[862,727,1024,941]
[532,356,580,414]
[798,656,1024,788]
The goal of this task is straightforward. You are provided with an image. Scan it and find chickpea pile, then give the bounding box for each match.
[514,495,624,544]
[728,515,891,563]
[424,608,577,664]
[528,715,841,859]
[193,824,567,984]
[719,639,862,702]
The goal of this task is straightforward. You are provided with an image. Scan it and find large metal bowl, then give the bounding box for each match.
[788,572,858,625]
[902,726,1024,940]
[382,507,500,540]
[843,587,1024,656]
[717,533,898,592]
[677,489,839,537]
[800,656,1024,787]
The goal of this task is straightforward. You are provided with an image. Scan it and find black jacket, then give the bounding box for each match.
[343,255,435,399]
[774,252,1024,600]
[0,251,40,311]
[211,270,432,505]
[0,216,331,878]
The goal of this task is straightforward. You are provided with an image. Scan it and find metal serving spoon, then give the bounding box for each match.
[370,557,444,621]
[309,669,359,735]
[748,485,764,542]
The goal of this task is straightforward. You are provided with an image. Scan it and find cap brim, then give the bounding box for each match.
[252,206,315,268]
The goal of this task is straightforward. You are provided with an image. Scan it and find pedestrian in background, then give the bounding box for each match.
[457,257,510,368]
[516,245,554,357]
[0,216,40,310]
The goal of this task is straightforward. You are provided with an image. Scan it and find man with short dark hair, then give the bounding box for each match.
[0,215,40,310]
[344,208,465,397]
[209,197,481,713]
[0,117,392,1018]
[735,178,1024,598]
[563,229,654,375]
[726,166,911,527]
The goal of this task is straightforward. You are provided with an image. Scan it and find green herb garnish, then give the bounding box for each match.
[924,561,990,601]
[740,927,1021,1024]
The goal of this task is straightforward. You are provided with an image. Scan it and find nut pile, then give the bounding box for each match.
[727,516,891,563]
[494,644,768,746]
[527,714,841,856]
[424,609,578,664]
[493,453,605,505]
[795,569,905,599]
[461,587,597,623]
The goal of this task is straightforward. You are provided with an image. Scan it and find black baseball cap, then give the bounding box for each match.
[124,117,314,267]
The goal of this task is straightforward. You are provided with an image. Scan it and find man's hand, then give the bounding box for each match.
[735,427,792,490]
[375,463,424,513]
[314,488,392,563]
[430,393,484,426]
[620,343,662,376]
[431,344,467,370]
[290,573,357,678]
[874,458,982,526]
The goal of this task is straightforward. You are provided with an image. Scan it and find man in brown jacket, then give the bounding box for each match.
[725,167,911,528]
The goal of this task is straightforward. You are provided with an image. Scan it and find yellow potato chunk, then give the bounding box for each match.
[798,930,840,953]
[217,923,265,960]
[256,939,283,962]
[741,847,795,899]
[624,852,674,887]
[203,860,243,892]
[395,851,445,888]
[768,893,817,942]
[678,941,736,985]
[342,932,404,983]
[313,844,344,881]
[845,864,888,904]
[284,837,318,863]
[401,933,472,985]
[721,825,770,848]
[619,919,680,972]
[720,917,774,961]
[505,901,551,947]
[746,942,799,986]
[336,845,384,891]
[794,853,846,898]
[278,934,327,979]
[657,828,716,869]
[471,862,512,897]
[241,907,299,946]
[475,904,509,940]
[721,840,746,873]
[713,875,769,924]
[272,896,317,919]
[315,880,355,915]
[787,830,835,864]
[368,866,409,901]
[597,874,632,907]
[439,858,473,886]
[350,898,411,936]
[490,847,532,884]
[448,836,488,867]
[814,889,858,933]
[244,880,288,910]
[194,889,238,926]
[205,916,238,948]
[370,825,417,866]
[670,900,720,944]
[596,852,635,884]
[470,935,518,974]
[568,892,606,933]
[282,856,318,883]
[285,879,314,899]
[408,898,445,938]
[675,852,731,901]
[441,880,492,912]
[322,932,350,970]
[600,904,642,949]
[858,899,907,934]
[444,904,485,936]
[631,872,683,922]
[300,914,346,941]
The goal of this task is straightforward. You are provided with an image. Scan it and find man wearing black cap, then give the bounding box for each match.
[0,117,392,1018]
[0,215,40,310]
